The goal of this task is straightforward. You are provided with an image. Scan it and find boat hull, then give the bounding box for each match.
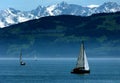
[20,62,26,65]
[71,68,90,74]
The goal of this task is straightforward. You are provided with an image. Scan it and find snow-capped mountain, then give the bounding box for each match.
[94,2,120,13]
[0,8,35,28]
[0,2,120,28]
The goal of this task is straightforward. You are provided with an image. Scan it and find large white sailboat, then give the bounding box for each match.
[20,50,26,65]
[71,41,90,74]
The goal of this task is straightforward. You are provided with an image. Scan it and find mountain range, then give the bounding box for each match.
[0,12,120,58]
[0,2,120,28]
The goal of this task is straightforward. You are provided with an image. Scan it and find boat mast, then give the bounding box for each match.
[82,41,85,69]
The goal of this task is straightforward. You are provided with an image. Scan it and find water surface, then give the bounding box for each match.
[0,58,120,83]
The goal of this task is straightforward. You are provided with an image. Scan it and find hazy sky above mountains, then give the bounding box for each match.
[0,0,120,11]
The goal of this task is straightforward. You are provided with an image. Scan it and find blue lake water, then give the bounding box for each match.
[0,58,120,83]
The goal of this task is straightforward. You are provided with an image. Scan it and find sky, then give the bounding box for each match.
[0,0,120,11]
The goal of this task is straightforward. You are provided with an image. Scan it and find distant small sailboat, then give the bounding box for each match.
[20,50,26,65]
[71,41,90,74]
[34,55,38,61]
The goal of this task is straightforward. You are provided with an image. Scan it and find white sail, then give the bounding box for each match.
[76,42,89,70]
[76,43,84,68]
[84,50,89,70]
[20,50,26,65]
[20,51,22,62]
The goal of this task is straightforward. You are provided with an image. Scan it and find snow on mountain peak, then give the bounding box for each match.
[0,21,5,28]
[47,5,57,16]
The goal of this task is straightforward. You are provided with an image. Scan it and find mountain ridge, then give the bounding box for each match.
[0,1,120,28]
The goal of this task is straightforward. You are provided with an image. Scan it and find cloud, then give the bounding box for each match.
[87,4,99,8]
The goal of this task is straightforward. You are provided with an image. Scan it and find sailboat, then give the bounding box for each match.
[71,41,90,74]
[20,50,26,65]
[34,55,37,61]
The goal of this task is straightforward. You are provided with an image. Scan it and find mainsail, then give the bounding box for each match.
[20,50,22,63]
